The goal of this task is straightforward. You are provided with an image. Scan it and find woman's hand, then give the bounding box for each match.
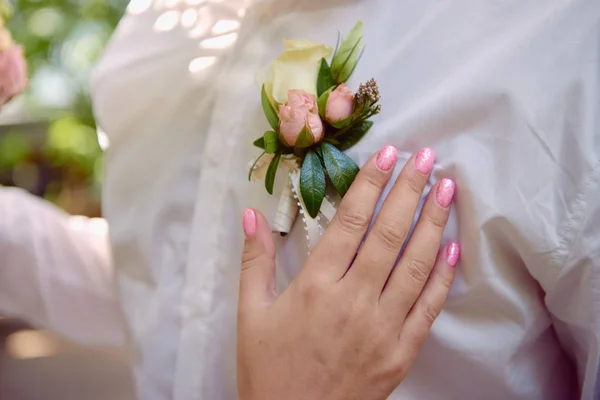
[237,146,459,400]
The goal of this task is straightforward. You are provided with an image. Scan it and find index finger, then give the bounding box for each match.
[305,145,398,280]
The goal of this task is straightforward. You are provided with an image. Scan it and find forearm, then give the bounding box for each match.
[0,187,126,346]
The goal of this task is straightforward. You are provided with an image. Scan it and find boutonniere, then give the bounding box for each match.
[249,21,381,246]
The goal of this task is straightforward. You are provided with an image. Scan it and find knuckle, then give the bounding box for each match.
[418,302,441,327]
[381,355,410,382]
[351,290,372,314]
[424,211,447,230]
[401,175,424,197]
[333,303,355,334]
[434,272,454,292]
[337,208,371,235]
[405,258,431,284]
[361,168,385,191]
[375,220,408,251]
[241,248,262,271]
[297,277,326,300]
[392,362,409,380]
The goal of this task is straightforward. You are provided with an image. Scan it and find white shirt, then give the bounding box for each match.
[89,0,600,398]
[0,186,124,346]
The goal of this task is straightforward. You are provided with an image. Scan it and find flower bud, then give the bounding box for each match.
[278,90,324,147]
[325,83,354,123]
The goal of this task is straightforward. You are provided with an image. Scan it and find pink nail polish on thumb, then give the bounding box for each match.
[242,208,257,237]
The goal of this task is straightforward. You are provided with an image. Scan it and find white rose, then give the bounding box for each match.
[257,40,332,105]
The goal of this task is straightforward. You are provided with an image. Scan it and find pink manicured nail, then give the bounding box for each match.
[376,145,398,171]
[242,208,256,237]
[436,178,456,208]
[414,147,435,174]
[445,242,461,267]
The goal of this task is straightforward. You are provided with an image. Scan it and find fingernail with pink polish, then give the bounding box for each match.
[415,147,435,174]
[376,145,398,171]
[436,178,456,208]
[445,242,461,267]
[242,208,256,237]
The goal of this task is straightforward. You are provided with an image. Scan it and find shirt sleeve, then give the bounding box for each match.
[543,168,600,399]
[0,186,126,347]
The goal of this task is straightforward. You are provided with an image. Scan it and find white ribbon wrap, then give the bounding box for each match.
[289,170,321,251]
[250,154,338,251]
[271,177,298,234]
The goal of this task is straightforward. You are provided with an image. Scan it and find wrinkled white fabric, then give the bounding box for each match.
[91,0,600,399]
[0,186,125,346]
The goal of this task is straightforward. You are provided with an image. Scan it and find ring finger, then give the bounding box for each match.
[345,148,436,294]
[380,178,455,323]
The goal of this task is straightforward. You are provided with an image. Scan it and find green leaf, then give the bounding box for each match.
[263,130,279,154]
[248,151,267,181]
[261,84,279,130]
[253,137,265,149]
[317,58,334,97]
[295,126,314,148]
[332,31,341,59]
[330,115,354,129]
[317,86,334,120]
[324,137,341,146]
[300,150,326,218]
[333,40,362,84]
[337,120,373,150]
[321,142,359,197]
[348,46,366,80]
[265,152,281,195]
[315,145,324,161]
[330,21,363,84]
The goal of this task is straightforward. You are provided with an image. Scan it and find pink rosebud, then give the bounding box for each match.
[0,44,28,106]
[278,89,324,147]
[326,83,354,123]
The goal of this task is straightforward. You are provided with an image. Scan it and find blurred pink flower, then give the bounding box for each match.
[278,89,324,147]
[326,83,354,123]
[0,43,28,106]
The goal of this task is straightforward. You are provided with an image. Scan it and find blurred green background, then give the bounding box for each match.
[0,0,127,216]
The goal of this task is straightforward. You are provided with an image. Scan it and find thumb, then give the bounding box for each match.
[239,208,277,311]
